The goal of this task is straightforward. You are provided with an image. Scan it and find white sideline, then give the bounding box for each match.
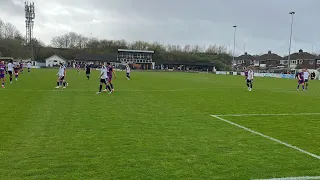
[213,113,320,117]
[252,176,320,180]
[210,115,320,160]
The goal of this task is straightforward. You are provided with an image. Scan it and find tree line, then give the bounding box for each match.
[0,18,232,70]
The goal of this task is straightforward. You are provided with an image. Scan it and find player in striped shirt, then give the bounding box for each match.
[19,61,24,74]
[76,64,80,75]
[13,64,20,81]
[0,61,6,88]
[297,71,305,91]
[107,62,116,92]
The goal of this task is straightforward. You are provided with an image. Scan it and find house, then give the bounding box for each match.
[283,49,316,69]
[259,51,283,69]
[234,52,256,70]
[45,54,67,67]
[314,56,320,70]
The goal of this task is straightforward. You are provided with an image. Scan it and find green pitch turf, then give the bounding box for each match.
[0,69,319,180]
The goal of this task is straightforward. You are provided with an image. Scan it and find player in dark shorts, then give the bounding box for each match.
[76,64,80,75]
[85,63,91,80]
[97,65,111,94]
[19,62,24,74]
[107,62,116,92]
[0,61,6,88]
[297,71,305,91]
[14,64,20,81]
[7,60,14,83]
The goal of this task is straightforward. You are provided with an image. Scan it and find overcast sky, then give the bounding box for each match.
[1,0,320,55]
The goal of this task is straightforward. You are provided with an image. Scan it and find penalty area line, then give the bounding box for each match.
[251,176,320,180]
[212,113,320,117]
[210,115,320,160]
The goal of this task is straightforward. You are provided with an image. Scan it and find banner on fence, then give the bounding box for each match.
[280,74,295,79]
[219,71,297,79]
[216,71,227,75]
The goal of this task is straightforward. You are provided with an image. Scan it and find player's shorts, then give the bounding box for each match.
[100,78,107,84]
[108,76,112,81]
[126,72,130,76]
[59,76,65,81]
[298,79,304,84]
[246,79,252,83]
[304,79,309,82]
[0,74,4,78]
[8,71,12,75]
[86,71,90,75]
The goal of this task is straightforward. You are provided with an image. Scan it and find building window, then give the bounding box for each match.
[317,60,320,64]
[291,60,297,64]
[260,60,266,64]
[298,59,303,64]
[309,61,314,65]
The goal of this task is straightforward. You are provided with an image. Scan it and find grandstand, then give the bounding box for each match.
[117,49,155,69]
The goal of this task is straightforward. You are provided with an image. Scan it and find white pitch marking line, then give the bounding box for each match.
[210,115,320,160]
[252,176,320,180]
[213,113,320,117]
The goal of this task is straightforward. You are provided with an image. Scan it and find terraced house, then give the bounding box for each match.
[283,49,318,69]
[235,49,320,71]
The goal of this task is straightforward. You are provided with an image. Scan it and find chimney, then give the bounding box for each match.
[299,49,303,53]
[268,50,271,54]
[244,52,247,55]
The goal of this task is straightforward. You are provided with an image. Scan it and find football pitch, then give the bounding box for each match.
[0,69,319,180]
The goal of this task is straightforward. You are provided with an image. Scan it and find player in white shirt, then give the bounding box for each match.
[7,60,14,83]
[55,63,67,89]
[303,68,310,90]
[125,65,131,80]
[246,67,254,91]
[27,62,32,74]
[97,64,111,94]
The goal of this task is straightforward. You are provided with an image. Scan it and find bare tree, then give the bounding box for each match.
[0,19,4,39]
[183,44,191,53]
[51,36,66,48]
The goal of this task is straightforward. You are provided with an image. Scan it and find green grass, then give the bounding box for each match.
[0,69,319,180]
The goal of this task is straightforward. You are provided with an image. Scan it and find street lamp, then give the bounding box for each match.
[232,25,237,67]
[288,11,295,70]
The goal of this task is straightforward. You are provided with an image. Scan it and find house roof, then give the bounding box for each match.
[235,53,256,60]
[75,53,119,62]
[118,49,154,54]
[259,51,282,60]
[283,50,316,60]
[45,54,68,61]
